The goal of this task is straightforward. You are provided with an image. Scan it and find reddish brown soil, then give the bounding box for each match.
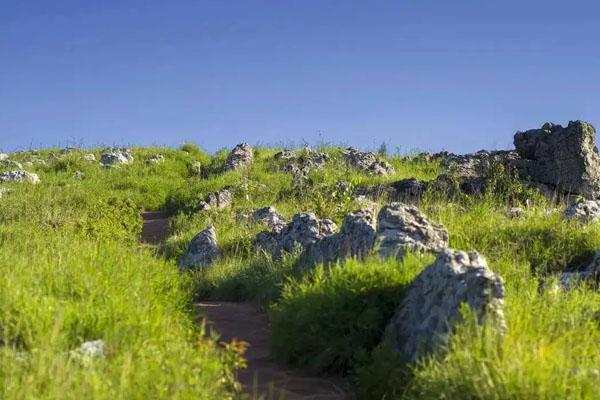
[140,211,170,245]
[196,302,354,400]
[140,213,353,399]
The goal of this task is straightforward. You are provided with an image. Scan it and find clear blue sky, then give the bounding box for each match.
[1,0,599,153]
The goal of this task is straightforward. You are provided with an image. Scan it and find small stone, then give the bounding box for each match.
[83,153,96,162]
[146,154,165,164]
[196,189,232,211]
[564,200,600,223]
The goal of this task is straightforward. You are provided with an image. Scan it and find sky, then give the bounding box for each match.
[1,0,599,154]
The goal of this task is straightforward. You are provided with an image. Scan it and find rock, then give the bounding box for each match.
[302,208,377,265]
[70,339,105,365]
[226,143,253,170]
[146,154,165,164]
[377,203,448,259]
[513,121,600,198]
[100,148,134,167]
[0,159,23,170]
[277,147,330,176]
[559,250,600,289]
[343,147,395,176]
[256,212,337,259]
[0,171,40,184]
[564,200,600,223]
[249,206,287,230]
[196,189,232,211]
[83,153,96,162]
[385,249,506,363]
[179,226,221,269]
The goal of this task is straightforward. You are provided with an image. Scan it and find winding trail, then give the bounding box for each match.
[141,212,354,400]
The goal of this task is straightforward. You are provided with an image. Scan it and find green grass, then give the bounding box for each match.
[3,144,600,399]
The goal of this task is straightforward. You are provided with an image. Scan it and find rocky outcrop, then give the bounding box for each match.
[564,200,600,223]
[179,226,221,269]
[100,148,133,167]
[513,121,600,198]
[302,208,377,265]
[385,249,506,363]
[196,188,232,211]
[377,203,448,259]
[343,147,395,176]
[226,143,253,170]
[0,170,40,184]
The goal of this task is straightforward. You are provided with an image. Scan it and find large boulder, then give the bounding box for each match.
[302,208,377,265]
[226,143,253,170]
[343,147,395,176]
[385,249,506,363]
[513,121,600,198]
[179,226,221,269]
[377,203,448,259]
[100,148,133,167]
[0,170,40,184]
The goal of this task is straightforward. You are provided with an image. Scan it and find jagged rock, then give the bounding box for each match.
[343,147,395,176]
[377,203,448,259]
[100,148,133,167]
[179,226,221,269]
[0,159,23,170]
[277,147,331,176]
[385,249,506,363]
[256,212,337,258]
[248,206,287,229]
[196,189,232,211]
[564,200,600,223]
[302,208,377,265]
[83,153,96,162]
[226,143,253,170]
[146,154,165,164]
[0,171,40,184]
[513,121,600,198]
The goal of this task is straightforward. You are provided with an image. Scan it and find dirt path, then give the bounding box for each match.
[140,211,170,245]
[197,302,353,400]
[140,212,353,399]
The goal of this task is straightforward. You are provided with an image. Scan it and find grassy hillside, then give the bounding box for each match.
[2,145,600,399]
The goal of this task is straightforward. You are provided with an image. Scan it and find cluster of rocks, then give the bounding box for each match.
[0,170,40,184]
[343,147,395,176]
[100,148,134,167]
[226,143,254,170]
[362,121,600,203]
[275,147,330,178]
[196,188,233,211]
[564,200,600,223]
